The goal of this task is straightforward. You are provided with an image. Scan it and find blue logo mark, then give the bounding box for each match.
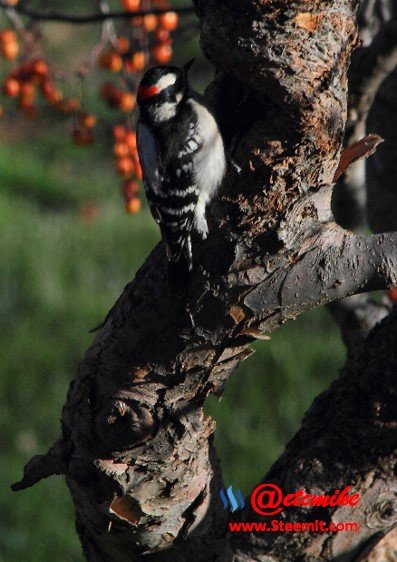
[219,485,245,512]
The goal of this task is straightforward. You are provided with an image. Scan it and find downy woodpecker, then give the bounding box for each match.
[136,61,226,272]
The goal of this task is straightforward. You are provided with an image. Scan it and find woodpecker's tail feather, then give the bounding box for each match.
[160,218,190,254]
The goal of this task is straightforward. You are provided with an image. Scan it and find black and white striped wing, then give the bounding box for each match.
[136,121,163,223]
[138,121,203,267]
[155,128,203,266]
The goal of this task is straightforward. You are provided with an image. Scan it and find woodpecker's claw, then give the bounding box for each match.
[230,157,242,174]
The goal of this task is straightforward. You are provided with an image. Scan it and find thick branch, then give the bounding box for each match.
[12,224,397,560]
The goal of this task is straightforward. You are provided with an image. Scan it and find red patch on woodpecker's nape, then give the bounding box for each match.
[137,85,159,101]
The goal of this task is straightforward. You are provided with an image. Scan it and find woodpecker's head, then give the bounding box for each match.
[137,60,194,125]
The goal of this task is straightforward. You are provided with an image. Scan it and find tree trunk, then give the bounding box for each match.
[12,1,397,560]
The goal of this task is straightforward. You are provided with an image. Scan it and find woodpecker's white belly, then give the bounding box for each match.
[188,99,226,238]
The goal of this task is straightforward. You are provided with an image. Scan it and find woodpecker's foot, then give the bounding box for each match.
[229,156,242,174]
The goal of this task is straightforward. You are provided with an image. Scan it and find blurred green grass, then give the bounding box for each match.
[0,11,345,559]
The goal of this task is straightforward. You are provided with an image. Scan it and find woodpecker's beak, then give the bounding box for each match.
[183,59,195,75]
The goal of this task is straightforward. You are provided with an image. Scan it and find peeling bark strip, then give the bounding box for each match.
[13,1,397,561]
[333,134,383,182]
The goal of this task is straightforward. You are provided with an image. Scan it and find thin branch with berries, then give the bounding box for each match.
[0,0,188,212]
[0,2,195,24]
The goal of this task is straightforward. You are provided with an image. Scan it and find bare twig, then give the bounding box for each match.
[0,2,195,25]
[11,437,70,492]
[349,17,397,135]
[333,16,397,231]
[358,0,381,44]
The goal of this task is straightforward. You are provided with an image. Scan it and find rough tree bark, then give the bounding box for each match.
[12,1,397,561]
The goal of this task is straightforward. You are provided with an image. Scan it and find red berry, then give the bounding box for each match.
[113,124,127,141]
[122,179,139,198]
[121,0,140,10]
[54,97,79,114]
[158,12,178,31]
[155,29,171,44]
[0,29,17,44]
[126,51,146,72]
[98,51,123,73]
[78,112,97,129]
[125,197,141,214]
[143,14,158,32]
[116,156,134,177]
[388,288,397,303]
[32,59,49,77]
[134,159,143,180]
[119,92,136,113]
[115,36,130,54]
[3,77,20,97]
[113,142,129,158]
[1,40,19,60]
[125,131,137,151]
[151,44,172,64]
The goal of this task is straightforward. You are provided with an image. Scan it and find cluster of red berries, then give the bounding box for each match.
[73,112,97,145]
[112,124,142,213]
[96,0,179,211]
[97,1,178,111]
[100,83,136,113]
[97,12,176,76]
[0,28,19,116]
[0,0,180,214]
[122,0,177,66]
[2,56,81,119]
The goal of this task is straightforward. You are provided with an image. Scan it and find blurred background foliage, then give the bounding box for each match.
[0,2,345,560]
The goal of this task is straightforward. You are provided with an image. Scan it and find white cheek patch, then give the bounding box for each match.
[155,73,177,93]
[149,73,183,122]
[151,102,178,122]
